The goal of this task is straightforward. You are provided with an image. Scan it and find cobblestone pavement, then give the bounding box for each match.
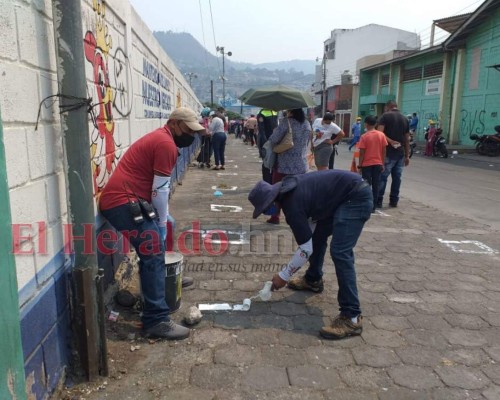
[78,136,500,400]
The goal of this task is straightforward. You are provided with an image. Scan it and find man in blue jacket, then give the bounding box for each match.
[248,170,372,340]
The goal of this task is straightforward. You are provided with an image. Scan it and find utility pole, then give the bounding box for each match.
[185,72,197,87]
[210,80,214,106]
[52,0,103,381]
[216,46,232,107]
[322,54,327,116]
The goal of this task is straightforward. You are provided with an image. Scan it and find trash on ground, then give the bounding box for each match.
[108,310,120,321]
[184,305,203,325]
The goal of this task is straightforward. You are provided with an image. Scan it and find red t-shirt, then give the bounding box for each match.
[99,126,178,210]
[358,129,388,166]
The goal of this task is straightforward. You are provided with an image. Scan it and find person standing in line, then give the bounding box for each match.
[99,107,204,340]
[265,108,311,225]
[357,115,387,212]
[256,109,278,183]
[322,113,345,169]
[311,112,345,171]
[209,110,227,170]
[349,117,362,151]
[244,114,258,146]
[376,100,410,208]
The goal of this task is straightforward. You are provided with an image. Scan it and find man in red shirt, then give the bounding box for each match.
[99,107,204,340]
[357,115,388,213]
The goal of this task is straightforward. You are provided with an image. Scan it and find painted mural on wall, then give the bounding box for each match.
[84,0,132,197]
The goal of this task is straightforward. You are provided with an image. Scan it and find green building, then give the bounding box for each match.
[358,0,500,145]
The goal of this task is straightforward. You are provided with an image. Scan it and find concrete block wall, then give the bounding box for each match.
[0,0,202,398]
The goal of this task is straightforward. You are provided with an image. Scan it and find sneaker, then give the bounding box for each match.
[320,315,363,340]
[143,320,190,340]
[389,202,398,208]
[181,276,194,288]
[287,275,324,293]
[266,216,280,225]
[220,166,225,170]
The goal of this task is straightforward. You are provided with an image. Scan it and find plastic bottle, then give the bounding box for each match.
[258,281,273,301]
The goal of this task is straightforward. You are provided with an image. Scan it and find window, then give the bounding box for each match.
[381,74,390,85]
[402,66,422,82]
[423,62,443,78]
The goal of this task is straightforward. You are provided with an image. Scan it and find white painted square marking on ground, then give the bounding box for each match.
[437,238,498,255]
[210,204,243,212]
[211,186,238,191]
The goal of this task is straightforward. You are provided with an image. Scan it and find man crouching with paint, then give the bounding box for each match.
[248,170,373,340]
[100,107,204,340]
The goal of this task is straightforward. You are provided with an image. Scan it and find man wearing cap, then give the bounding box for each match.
[349,117,362,151]
[248,170,372,340]
[99,107,204,340]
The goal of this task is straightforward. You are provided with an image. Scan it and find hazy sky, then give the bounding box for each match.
[129,0,482,64]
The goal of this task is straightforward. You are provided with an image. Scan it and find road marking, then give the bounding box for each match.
[437,238,498,255]
[210,204,243,213]
[375,210,391,217]
[211,185,238,191]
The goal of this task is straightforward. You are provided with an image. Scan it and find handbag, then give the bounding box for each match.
[273,119,294,154]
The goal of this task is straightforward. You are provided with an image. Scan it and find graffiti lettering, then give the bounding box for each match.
[113,47,132,117]
[460,108,485,138]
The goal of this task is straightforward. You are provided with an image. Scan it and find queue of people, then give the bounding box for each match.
[98,101,413,342]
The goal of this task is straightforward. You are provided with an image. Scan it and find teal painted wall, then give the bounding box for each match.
[458,7,500,144]
[0,109,26,399]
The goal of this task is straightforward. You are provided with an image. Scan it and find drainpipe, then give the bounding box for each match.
[51,0,101,380]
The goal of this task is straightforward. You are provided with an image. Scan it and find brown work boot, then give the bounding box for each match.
[287,275,324,293]
[320,315,363,340]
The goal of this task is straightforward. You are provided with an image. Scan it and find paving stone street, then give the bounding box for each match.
[77,136,500,400]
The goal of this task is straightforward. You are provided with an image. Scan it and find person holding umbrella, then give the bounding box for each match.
[265,108,311,224]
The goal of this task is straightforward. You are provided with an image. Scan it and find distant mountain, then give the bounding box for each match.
[153,31,315,104]
[254,60,316,75]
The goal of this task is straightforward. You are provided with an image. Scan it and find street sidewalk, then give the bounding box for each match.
[65,136,500,400]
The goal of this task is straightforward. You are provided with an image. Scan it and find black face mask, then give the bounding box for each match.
[174,132,195,148]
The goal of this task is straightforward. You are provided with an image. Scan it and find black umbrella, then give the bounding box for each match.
[238,85,316,110]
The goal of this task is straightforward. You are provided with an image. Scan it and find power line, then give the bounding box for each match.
[208,0,222,78]
[198,0,210,72]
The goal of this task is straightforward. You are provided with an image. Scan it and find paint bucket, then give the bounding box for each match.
[165,252,183,313]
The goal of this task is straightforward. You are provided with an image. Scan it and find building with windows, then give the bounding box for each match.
[357,0,500,145]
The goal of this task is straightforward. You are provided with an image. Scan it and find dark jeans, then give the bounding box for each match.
[100,204,169,329]
[212,131,227,166]
[328,147,336,169]
[304,185,373,318]
[349,136,360,151]
[361,165,383,210]
[377,155,404,206]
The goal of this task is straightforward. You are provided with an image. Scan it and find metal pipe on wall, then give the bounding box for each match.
[51,0,102,381]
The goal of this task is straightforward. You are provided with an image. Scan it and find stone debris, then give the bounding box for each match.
[184,305,203,325]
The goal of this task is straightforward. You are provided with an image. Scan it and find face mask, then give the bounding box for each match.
[174,132,195,148]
